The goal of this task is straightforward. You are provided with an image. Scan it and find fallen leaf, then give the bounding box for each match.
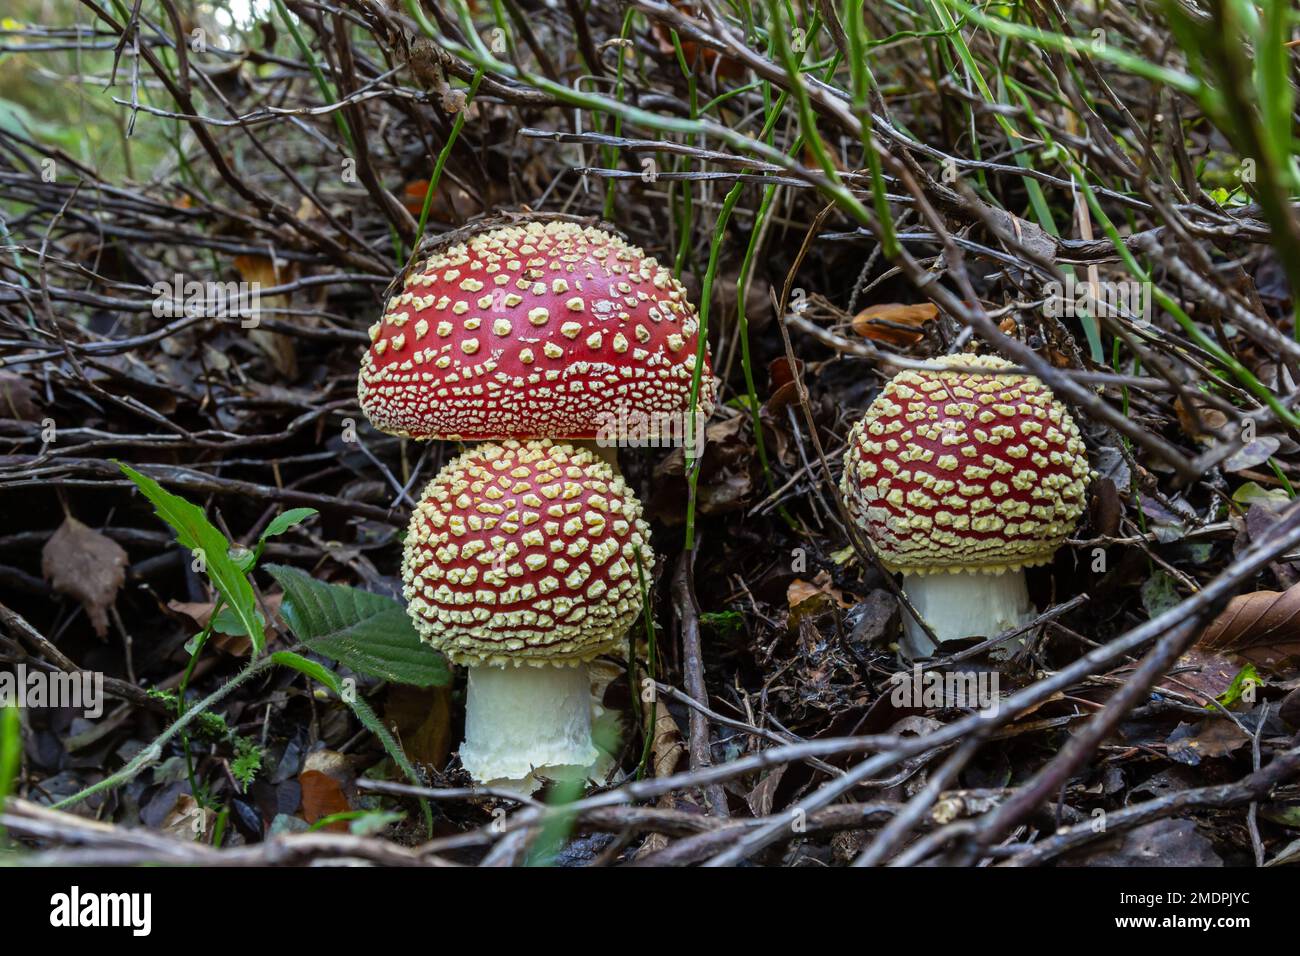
[1281,687,1300,730]
[0,372,40,421]
[1224,436,1281,473]
[234,254,298,378]
[162,794,214,844]
[1166,719,1250,764]
[1199,584,1300,653]
[384,684,451,771]
[788,571,853,612]
[299,770,349,831]
[1061,818,1222,867]
[745,765,786,818]
[850,302,937,345]
[651,5,745,80]
[650,701,685,780]
[1175,397,1228,441]
[41,516,128,638]
[1158,648,1239,706]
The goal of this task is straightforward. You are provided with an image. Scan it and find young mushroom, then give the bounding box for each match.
[402,439,652,791]
[839,355,1091,659]
[358,219,714,444]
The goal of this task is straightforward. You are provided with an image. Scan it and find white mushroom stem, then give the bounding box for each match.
[458,662,600,792]
[899,569,1034,660]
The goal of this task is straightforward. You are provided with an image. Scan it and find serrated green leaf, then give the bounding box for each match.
[260,508,317,545]
[266,564,449,687]
[116,461,265,655]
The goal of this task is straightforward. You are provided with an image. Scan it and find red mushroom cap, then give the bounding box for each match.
[402,439,653,667]
[840,355,1091,574]
[358,220,713,440]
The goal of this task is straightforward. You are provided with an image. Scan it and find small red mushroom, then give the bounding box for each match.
[840,355,1092,658]
[358,220,714,442]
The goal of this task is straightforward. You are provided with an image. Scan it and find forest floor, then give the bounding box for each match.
[1,0,1299,867]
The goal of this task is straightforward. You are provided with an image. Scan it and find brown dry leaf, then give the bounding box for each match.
[234,254,298,378]
[651,5,745,80]
[851,303,937,345]
[162,794,215,844]
[168,594,282,656]
[384,684,451,771]
[1174,397,1229,442]
[745,765,786,818]
[1168,720,1250,763]
[788,571,854,611]
[650,700,685,779]
[41,516,128,638]
[1159,648,1239,706]
[632,702,688,861]
[299,759,352,832]
[0,372,40,421]
[1198,584,1300,657]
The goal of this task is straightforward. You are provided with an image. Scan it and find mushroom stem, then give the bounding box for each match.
[459,662,600,792]
[899,569,1033,660]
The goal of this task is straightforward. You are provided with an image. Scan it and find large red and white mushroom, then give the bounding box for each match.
[840,355,1091,658]
[358,219,714,442]
[402,439,652,790]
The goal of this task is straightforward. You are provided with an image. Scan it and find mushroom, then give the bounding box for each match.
[402,439,653,790]
[839,355,1091,658]
[358,219,714,445]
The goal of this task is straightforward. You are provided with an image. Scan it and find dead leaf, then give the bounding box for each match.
[650,701,685,779]
[1175,396,1228,441]
[1158,648,1239,706]
[745,765,786,818]
[167,593,282,656]
[299,753,354,831]
[41,516,128,638]
[234,254,298,378]
[385,684,451,771]
[162,794,214,844]
[1198,584,1300,665]
[788,571,853,611]
[651,4,745,80]
[1061,818,1222,867]
[850,303,937,345]
[1166,719,1250,764]
[0,372,40,421]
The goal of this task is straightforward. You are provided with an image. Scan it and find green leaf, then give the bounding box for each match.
[265,564,450,687]
[270,651,431,834]
[0,705,19,803]
[1140,570,1182,618]
[231,737,262,792]
[116,461,265,655]
[260,508,317,546]
[0,704,16,843]
[1215,663,1261,709]
[212,605,265,637]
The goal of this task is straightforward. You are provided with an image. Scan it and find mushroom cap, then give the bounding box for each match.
[358,220,714,440]
[840,354,1091,575]
[402,439,653,667]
